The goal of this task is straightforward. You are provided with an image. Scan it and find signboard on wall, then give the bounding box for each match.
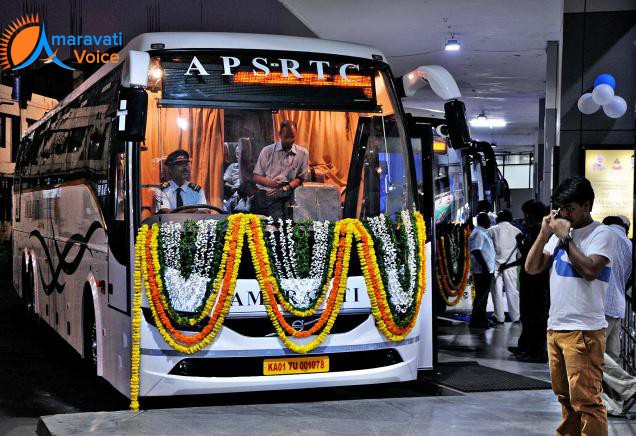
[584,149,634,238]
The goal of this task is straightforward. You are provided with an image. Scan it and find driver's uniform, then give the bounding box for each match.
[154,180,206,212]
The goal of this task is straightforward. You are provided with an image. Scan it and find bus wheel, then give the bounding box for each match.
[83,296,97,373]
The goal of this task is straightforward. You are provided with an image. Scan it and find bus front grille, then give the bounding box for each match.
[168,349,403,377]
[142,308,370,336]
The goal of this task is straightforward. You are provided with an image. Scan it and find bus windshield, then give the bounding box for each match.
[434,146,468,225]
[139,51,413,222]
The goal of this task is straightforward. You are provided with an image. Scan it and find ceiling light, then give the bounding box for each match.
[445,34,461,51]
[469,112,507,128]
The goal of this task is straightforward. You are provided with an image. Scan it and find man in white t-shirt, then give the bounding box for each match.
[526,176,614,436]
[488,209,522,323]
[468,212,496,329]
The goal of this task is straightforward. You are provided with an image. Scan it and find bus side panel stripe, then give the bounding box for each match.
[28,221,103,295]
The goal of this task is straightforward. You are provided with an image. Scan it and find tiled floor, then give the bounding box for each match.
[39,319,636,435]
[437,320,552,382]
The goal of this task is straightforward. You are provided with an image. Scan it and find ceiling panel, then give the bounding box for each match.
[280,0,563,149]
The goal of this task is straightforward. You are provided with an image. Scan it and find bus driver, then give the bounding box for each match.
[251,120,309,219]
[155,149,207,213]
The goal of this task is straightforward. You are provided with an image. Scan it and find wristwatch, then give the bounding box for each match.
[560,228,573,251]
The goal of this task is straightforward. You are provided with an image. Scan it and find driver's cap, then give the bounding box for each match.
[166,149,190,165]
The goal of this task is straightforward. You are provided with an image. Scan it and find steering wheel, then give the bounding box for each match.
[169,204,225,214]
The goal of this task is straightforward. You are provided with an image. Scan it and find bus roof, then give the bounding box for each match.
[24,32,387,138]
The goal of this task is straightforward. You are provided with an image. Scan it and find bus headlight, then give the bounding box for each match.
[147,57,163,92]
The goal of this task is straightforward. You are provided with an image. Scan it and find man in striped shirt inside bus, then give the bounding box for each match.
[251,120,309,220]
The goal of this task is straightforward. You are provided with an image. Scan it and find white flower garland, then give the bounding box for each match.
[266,219,331,309]
[160,222,181,269]
[160,220,219,312]
[367,212,418,314]
[284,219,299,278]
[276,219,295,278]
[193,220,217,277]
[308,221,330,281]
[400,210,418,304]
[267,217,284,276]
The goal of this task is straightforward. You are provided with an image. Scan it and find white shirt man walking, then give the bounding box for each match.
[488,209,522,323]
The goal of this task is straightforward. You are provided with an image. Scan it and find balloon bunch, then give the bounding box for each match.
[577,74,627,119]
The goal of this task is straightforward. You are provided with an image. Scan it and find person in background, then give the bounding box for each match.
[508,200,550,363]
[601,215,632,361]
[223,141,243,196]
[251,120,308,220]
[488,209,521,324]
[475,199,497,226]
[155,149,207,213]
[526,176,614,435]
[468,212,496,329]
[600,215,636,416]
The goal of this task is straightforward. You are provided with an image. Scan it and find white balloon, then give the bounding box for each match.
[602,95,627,119]
[577,93,600,114]
[592,84,614,105]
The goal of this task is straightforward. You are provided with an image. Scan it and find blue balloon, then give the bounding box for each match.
[594,74,616,89]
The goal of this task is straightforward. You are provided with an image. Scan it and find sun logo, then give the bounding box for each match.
[0,14,73,70]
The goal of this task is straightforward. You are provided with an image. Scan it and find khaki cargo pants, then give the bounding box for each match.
[547,329,607,436]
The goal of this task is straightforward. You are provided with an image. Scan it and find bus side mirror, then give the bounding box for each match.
[122,50,150,88]
[116,87,147,142]
[444,99,472,149]
[116,50,150,142]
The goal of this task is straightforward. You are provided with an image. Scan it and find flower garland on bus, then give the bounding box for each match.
[156,220,224,328]
[130,224,147,412]
[247,217,350,353]
[159,220,220,313]
[130,211,428,408]
[144,214,245,352]
[435,225,471,306]
[439,225,470,289]
[264,217,333,314]
[354,212,427,340]
[364,212,419,324]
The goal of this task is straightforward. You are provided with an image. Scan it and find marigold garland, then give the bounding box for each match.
[354,213,427,340]
[248,217,350,353]
[438,225,471,289]
[438,228,468,288]
[157,220,223,327]
[265,222,336,318]
[435,225,471,305]
[130,211,429,396]
[361,212,420,328]
[264,219,334,315]
[143,214,245,352]
[129,224,147,411]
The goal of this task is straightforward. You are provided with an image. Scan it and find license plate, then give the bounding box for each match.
[263,356,329,375]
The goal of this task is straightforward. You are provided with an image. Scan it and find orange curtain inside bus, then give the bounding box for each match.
[273,110,359,190]
[142,93,225,212]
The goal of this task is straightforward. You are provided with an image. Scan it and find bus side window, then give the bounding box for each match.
[106,146,128,265]
[28,126,47,185]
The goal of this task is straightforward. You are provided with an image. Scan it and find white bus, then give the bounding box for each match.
[12,33,469,401]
